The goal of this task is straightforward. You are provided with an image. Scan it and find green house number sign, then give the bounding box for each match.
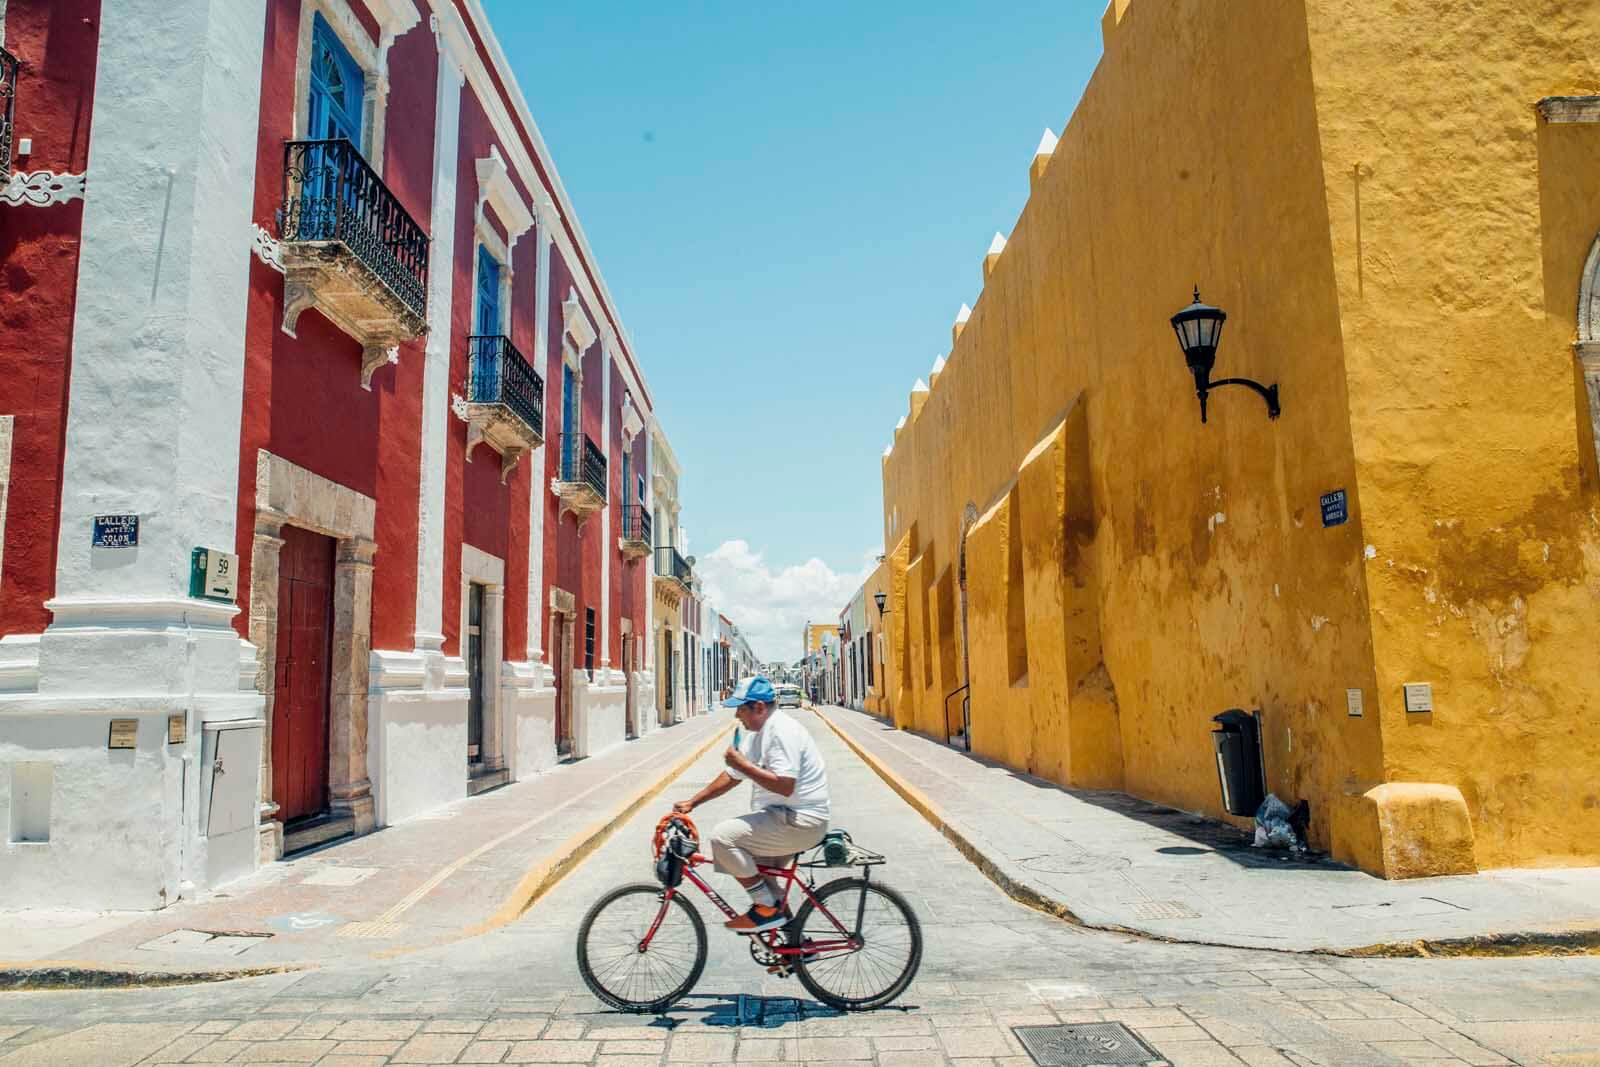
[190,547,239,603]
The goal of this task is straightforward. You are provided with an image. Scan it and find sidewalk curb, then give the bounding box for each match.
[810,705,1600,960]
[0,963,300,992]
[2,718,733,989]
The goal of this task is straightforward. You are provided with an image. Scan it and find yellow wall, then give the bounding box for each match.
[879,0,1600,875]
[1303,0,1600,868]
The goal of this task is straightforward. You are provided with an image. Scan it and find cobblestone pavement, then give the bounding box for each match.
[3,709,1598,1066]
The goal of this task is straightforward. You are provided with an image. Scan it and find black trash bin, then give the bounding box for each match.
[1211,709,1265,816]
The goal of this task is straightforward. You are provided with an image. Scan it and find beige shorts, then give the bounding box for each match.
[708,807,829,881]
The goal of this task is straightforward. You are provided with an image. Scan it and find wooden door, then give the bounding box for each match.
[273,525,335,824]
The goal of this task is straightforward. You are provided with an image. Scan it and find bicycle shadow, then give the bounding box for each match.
[583,993,920,1030]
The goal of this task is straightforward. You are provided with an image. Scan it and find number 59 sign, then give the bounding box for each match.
[190,547,239,603]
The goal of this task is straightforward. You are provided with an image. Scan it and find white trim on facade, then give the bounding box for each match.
[413,15,466,654]
[1,171,86,207]
[526,206,555,661]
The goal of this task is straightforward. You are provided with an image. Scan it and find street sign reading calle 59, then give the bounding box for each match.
[189,547,239,603]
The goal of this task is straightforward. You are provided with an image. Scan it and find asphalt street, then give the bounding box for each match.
[2,707,1598,1065]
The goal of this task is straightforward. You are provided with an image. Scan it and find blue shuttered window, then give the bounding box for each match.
[308,15,364,146]
[475,245,502,335]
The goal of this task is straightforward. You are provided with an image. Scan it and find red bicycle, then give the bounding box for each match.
[576,814,922,1013]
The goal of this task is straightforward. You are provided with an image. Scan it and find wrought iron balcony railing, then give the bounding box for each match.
[655,546,693,588]
[619,504,652,560]
[468,334,544,441]
[621,505,652,546]
[1,46,18,175]
[278,138,428,319]
[557,432,607,501]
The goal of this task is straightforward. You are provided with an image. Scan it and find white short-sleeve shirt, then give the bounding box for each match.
[727,710,830,820]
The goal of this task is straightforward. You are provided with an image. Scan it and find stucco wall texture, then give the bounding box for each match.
[880,0,1600,876]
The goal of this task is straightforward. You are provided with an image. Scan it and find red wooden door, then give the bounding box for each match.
[273,525,335,824]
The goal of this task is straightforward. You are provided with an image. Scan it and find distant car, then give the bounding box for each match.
[775,684,802,708]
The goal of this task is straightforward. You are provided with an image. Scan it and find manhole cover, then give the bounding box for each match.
[1013,1023,1165,1066]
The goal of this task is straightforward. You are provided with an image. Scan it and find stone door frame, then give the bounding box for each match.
[251,450,378,860]
[461,544,506,775]
[549,586,577,755]
[620,616,636,738]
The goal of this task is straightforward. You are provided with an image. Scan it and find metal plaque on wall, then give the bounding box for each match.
[93,514,139,548]
[108,719,139,749]
[1320,490,1348,528]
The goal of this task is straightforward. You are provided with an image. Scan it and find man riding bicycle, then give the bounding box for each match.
[673,675,829,934]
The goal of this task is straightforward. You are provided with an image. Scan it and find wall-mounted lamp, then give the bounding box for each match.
[873,591,887,616]
[1170,287,1281,424]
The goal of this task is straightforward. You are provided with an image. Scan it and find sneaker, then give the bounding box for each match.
[725,904,788,933]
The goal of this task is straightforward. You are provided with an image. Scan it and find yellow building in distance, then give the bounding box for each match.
[803,622,839,657]
[878,0,1600,878]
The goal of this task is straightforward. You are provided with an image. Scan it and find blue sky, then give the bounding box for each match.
[482,2,1103,658]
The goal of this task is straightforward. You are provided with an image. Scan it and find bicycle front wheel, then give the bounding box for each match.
[793,877,922,1011]
[577,883,707,1013]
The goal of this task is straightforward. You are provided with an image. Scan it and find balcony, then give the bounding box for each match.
[619,505,652,561]
[277,138,429,388]
[553,432,606,522]
[654,546,693,594]
[464,334,544,482]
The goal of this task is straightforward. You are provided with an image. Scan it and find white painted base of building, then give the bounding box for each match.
[573,668,627,759]
[631,671,657,737]
[0,606,265,912]
[506,657,558,780]
[367,648,471,828]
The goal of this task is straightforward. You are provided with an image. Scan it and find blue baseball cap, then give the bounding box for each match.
[723,675,776,708]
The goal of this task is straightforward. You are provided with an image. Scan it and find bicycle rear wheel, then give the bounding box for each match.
[792,877,921,1011]
[577,883,707,1013]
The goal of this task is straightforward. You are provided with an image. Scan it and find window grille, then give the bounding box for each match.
[584,608,596,677]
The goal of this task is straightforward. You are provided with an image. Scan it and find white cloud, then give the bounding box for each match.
[694,540,876,663]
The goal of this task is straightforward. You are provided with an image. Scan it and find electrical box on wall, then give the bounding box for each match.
[189,547,239,603]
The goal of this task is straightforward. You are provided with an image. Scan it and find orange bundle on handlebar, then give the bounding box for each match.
[652,813,698,860]
[652,813,699,890]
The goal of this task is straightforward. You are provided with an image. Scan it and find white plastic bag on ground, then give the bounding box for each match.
[1253,793,1304,850]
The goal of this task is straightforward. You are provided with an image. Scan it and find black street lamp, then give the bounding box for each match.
[1170,287,1280,424]
[873,591,887,616]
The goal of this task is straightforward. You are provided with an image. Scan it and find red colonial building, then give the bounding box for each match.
[0,0,667,909]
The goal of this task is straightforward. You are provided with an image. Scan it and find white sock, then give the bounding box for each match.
[749,882,778,908]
